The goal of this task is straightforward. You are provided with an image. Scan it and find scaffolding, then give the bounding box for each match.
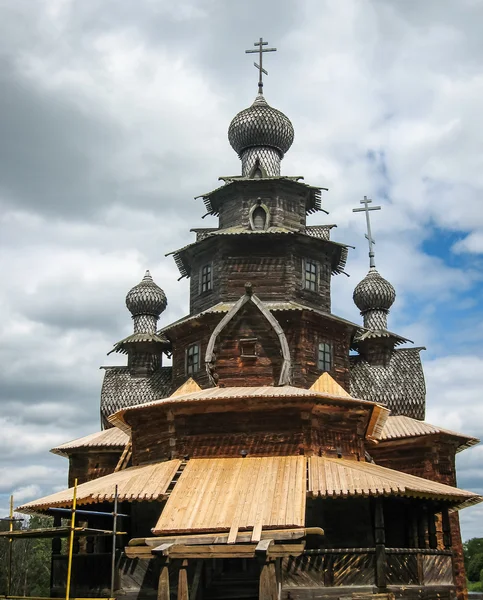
[0,481,126,600]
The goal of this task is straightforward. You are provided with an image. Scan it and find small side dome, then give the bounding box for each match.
[353,267,396,313]
[126,270,167,317]
[228,95,294,157]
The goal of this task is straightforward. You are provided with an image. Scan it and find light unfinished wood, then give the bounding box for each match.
[129,527,319,547]
[157,562,170,600]
[124,543,305,560]
[153,456,306,535]
[308,456,481,504]
[309,372,351,397]
[19,459,181,511]
[170,377,202,397]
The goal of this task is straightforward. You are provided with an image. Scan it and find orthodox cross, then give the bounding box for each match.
[245,37,277,94]
[353,195,381,268]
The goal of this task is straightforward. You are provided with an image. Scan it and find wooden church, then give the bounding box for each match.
[18,41,481,600]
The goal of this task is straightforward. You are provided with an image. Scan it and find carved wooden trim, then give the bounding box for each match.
[205,286,292,386]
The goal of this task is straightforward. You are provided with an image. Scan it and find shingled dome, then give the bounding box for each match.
[353,267,396,313]
[126,270,167,317]
[228,94,294,157]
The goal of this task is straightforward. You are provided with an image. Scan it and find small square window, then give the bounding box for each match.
[186,344,200,375]
[318,342,332,372]
[305,259,318,292]
[201,264,212,293]
[240,338,258,358]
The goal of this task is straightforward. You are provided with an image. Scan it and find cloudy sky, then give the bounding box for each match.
[1,0,483,539]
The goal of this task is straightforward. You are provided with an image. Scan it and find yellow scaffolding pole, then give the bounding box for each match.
[65,479,78,600]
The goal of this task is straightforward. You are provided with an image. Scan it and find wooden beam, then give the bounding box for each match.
[130,526,321,548]
[227,523,239,545]
[177,559,189,600]
[157,560,170,600]
[428,506,438,550]
[259,559,278,600]
[152,543,174,556]
[374,497,387,589]
[442,507,452,549]
[255,539,273,555]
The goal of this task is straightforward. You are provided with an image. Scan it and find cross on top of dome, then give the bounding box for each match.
[353,196,381,269]
[245,37,277,95]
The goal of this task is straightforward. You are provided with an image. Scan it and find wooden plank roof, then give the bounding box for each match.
[308,457,482,507]
[18,455,482,520]
[379,415,479,452]
[108,385,390,441]
[153,456,306,535]
[18,459,181,513]
[50,427,130,457]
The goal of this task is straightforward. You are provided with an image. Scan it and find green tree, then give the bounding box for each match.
[0,514,53,596]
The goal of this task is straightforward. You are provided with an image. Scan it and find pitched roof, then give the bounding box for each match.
[107,332,171,356]
[380,415,479,452]
[153,456,306,535]
[195,177,326,215]
[167,230,350,279]
[51,428,129,457]
[309,372,351,397]
[100,366,172,428]
[19,455,481,517]
[349,348,426,420]
[308,456,481,508]
[18,460,181,513]
[158,300,362,335]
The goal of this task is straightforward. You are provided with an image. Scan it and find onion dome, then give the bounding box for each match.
[353,268,395,314]
[126,270,167,318]
[228,94,294,157]
[228,95,294,177]
[353,268,395,331]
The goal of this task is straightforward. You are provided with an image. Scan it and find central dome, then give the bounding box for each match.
[228,94,294,158]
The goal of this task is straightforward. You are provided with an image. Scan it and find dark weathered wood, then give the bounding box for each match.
[441,507,452,549]
[418,508,428,549]
[374,498,387,589]
[190,560,203,600]
[428,508,437,550]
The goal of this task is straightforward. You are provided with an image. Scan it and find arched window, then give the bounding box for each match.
[249,203,270,230]
[252,206,266,230]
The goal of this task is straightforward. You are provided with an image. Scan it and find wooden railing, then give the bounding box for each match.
[282,548,454,589]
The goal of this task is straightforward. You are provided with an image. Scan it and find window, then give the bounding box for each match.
[249,202,270,230]
[240,338,258,358]
[200,264,212,293]
[252,206,267,230]
[186,344,200,375]
[318,342,332,372]
[304,259,318,291]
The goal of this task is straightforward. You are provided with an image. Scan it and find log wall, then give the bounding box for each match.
[371,438,466,600]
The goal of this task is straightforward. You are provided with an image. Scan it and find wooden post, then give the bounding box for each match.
[442,506,452,549]
[157,559,170,600]
[428,506,438,549]
[374,497,387,589]
[259,559,278,600]
[417,506,427,549]
[178,559,189,600]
